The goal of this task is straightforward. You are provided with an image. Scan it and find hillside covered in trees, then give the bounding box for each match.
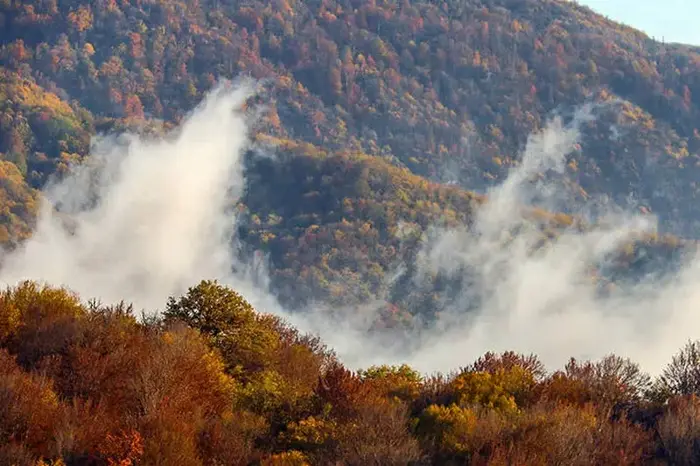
[4,1,700,462]
[3,279,700,465]
[2,0,700,318]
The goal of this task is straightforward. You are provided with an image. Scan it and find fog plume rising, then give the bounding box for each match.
[0,80,263,311]
[1,80,699,376]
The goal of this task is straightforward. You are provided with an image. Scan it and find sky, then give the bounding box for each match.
[578,0,700,45]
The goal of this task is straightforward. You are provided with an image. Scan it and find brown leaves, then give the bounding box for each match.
[0,349,64,460]
[197,412,267,465]
[657,395,700,464]
[538,355,652,411]
[335,399,421,466]
[315,362,370,420]
[1,281,84,368]
[0,281,696,465]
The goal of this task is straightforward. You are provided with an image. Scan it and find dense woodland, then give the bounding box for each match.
[3,0,700,462]
[3,279,700,465]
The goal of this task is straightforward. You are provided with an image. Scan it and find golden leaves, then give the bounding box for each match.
[67,6,94,33]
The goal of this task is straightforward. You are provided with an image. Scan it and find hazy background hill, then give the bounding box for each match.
[0,0,699,319]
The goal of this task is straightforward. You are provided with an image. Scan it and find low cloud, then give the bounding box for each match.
[0,80,262,311]
[1,80,698,377]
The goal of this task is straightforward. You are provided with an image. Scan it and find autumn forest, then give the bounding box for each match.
[4,0,700,463]
[3,279,700,465]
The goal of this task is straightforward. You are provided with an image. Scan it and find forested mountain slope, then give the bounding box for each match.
[0,0,698,316]
[5,3,700,463]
